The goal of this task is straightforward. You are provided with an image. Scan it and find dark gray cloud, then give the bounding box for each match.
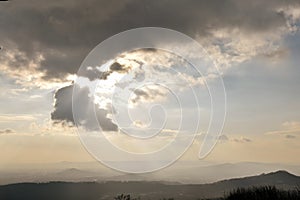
[100,61,132,80]
[0,128,15,134]
[285,134,296,139]
[131,86,166,104]
[51,85,74,123]
[51,84,118,131]
[233,137,252,143]
[219,135,229,141]
[110,62,124,71]
[1,0,299,81]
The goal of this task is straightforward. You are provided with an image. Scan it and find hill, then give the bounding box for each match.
[0,170,299,200]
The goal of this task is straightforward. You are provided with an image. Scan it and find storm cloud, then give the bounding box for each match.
[51,84,118,131]
[0,0,299,83]
[1,0,300,132]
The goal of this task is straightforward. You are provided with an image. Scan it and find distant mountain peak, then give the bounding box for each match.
[261,170,297,178]
[64,168,81,172]
[271,170,292,175]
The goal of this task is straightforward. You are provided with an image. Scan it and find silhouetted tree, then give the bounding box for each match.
[114,194,140,200]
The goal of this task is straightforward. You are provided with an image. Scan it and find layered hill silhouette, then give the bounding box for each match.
[0,170,299,200]
[2,161,300,185]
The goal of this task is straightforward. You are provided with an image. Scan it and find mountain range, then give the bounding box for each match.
[1,161,300,185]
[0,170,299,200]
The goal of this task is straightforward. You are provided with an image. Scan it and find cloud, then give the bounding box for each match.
[0,0,299,86]
[266,121,300,136]
[219,135,229,141]
[99,61,134,80]
[51,84,118,131]
[0,114,36,122]
[50,49,176,132]
[1,0,299,136]
[0,128,15,135]
[215,134,251,143]
[232,137,252,143]
[51,85,74,123]
[285,134,296,139]
[130,85,167,105]
[29,120,77,136]
[199,134,252,143]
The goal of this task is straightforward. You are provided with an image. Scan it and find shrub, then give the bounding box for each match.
[225,186,300,200]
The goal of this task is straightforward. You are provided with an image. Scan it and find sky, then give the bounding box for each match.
[0,0,300,172]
